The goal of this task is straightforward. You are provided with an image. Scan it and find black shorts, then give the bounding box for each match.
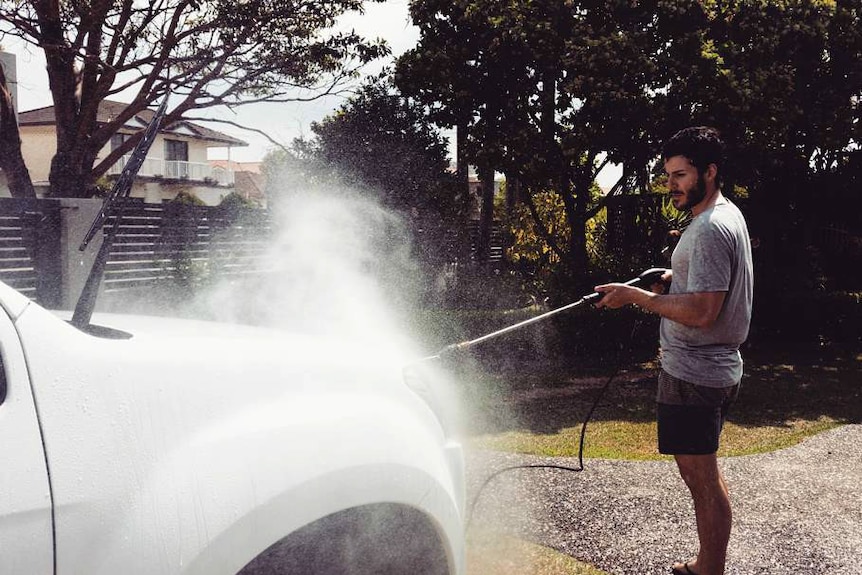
[656,370,739,455]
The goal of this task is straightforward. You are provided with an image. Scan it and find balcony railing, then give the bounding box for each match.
[107,156,235,185]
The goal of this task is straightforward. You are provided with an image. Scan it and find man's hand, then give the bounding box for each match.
[592,283,644,309]
[594,269,671,309]
[649,270,673,295]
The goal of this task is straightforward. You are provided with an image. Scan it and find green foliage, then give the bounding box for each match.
[261,148,324,204]
[89,176,113,198]
[755,290,862,345]
[504,191,568,269]
[172,256,211,291]
[501,181,679,302]
[218,191,258,210]
[501,190,569,299]
[170,191,206,206]
[294,75,463,217]
[262,75,470,306]
[397,0,862,314]
[397,0,691,285]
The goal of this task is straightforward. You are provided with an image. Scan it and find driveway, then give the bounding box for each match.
[467,424,862,575]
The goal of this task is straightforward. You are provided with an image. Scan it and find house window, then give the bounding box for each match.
[165,139,189,178]
[111,133,133,152]
[165,139,188,162]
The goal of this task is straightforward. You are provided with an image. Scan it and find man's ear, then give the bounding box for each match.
[705,163,718,185]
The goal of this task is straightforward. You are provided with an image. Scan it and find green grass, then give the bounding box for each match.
[467,531,608,575]
[462,344,861,460]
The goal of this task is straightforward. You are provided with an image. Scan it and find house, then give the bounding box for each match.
[467,170,505,220]
[15,100,249,205]
[0,51,18,119]
[209,160,267,208]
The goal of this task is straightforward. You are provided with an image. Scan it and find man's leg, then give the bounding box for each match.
[673,453,731,575]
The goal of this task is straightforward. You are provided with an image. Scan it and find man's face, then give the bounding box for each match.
[664,155,707,212]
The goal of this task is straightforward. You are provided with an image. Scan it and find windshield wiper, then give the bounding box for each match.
[70,96,168,330]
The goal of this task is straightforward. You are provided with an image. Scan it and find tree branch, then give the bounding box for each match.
[523,188,566,263]
[181,117,290,152]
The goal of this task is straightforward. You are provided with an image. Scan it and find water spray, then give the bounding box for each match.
[417,267,669,527]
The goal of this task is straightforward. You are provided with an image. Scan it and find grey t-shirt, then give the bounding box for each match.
[659,198,754,387]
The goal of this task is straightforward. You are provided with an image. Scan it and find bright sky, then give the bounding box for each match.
[204,0,422,162]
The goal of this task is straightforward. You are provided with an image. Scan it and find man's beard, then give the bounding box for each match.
[679,175,708,212]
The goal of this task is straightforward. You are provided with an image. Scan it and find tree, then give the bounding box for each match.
[262,75,466,302]
[296,75,461,216]
[0,55,35,198]
[658,0,862,294]
[398,0,675,290]
[398,0,862,298]
[0,0,389,198]
[395,2,482,184]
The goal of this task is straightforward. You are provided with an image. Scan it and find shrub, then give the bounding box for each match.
[752,290,862,346]
[218,191,258,210]
[171,190,206,206]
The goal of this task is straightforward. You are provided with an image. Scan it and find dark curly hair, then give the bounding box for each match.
[662,126,725,185]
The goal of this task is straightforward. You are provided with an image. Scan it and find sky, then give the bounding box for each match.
[204,0,423,163]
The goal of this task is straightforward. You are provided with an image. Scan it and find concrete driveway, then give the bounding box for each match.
[467,424,862,575]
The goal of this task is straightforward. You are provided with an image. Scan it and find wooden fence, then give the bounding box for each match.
[412,215,504,266]
[103,202,272,294]
[0,198,61,305]
[0,197,515,311]
[0,198,272,307]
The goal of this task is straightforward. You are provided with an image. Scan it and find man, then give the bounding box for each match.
[594,126,753,575]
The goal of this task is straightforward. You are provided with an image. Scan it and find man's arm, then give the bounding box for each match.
[593,283,726,328]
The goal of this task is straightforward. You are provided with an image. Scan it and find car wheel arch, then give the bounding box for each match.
[235,502,452,575]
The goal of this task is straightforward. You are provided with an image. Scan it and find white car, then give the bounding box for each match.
[0,281,465,574]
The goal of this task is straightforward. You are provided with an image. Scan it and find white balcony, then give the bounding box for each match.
[107,156,235,185]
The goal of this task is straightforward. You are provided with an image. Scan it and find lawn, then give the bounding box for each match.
[467,530,606,575]
[463,343,861,459]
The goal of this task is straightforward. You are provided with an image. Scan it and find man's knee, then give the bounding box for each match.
[675,454,722,491]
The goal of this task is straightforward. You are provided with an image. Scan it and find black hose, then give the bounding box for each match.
[465,365,619,529]
[465,314,649,529]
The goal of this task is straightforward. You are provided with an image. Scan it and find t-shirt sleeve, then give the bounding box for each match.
[687,220,732,292]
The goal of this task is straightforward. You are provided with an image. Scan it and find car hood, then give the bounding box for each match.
[10,298,425,468]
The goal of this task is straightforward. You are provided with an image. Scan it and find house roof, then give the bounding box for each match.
[210,159,263,174]
[234,170,266,202]
[209,160,265,202]
[18,99,248,147]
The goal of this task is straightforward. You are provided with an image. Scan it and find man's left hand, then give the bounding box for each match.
[593,283,640,309]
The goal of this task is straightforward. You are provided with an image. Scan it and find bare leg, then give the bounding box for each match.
[673,453,731,575]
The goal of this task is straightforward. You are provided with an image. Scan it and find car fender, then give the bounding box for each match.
[118,391,464,575]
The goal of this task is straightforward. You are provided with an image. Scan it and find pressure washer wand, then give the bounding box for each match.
[433,267,668,358]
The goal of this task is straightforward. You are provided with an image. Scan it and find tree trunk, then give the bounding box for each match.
[455,118,470,210]
[49,148,96,198]
[40,5,100,198]
[504,172,521,215]
[0,64,37,199]
[476,165,495,262]
[569,169,591,289]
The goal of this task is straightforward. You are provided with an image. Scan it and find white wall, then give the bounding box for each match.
[0,51,18,116]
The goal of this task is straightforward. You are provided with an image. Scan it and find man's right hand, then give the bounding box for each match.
[649,270,673,294]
